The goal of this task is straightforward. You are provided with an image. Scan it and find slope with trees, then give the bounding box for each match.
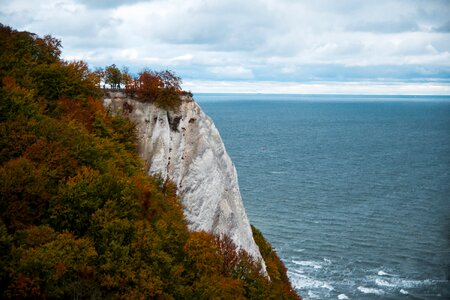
[0,24,300,299]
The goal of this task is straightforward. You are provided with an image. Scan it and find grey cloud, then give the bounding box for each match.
[145,0,274,52]
[347,20,420,33]
[433,21,450,33]
[77,0,145,9]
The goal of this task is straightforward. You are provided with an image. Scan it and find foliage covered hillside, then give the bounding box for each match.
[0,24,300,299]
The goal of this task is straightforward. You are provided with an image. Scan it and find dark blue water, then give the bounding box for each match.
[196,94,450,300]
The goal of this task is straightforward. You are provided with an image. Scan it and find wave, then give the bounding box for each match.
[307,291,320,299]
[357,286,384,295]
[288,271,334,291]
[375,278,396,287]
[337,294,349,299]
[377,270,391,276]
[292,260,323,269]
[371,274,444,290]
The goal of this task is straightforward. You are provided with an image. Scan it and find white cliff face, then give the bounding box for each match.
[103,92,266,272]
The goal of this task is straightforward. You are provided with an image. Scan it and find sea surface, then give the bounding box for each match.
[195,94,450,300]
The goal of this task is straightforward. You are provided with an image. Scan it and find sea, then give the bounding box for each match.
[195,94,450,300]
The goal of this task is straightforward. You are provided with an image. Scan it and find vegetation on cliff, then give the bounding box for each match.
[0,24,300,299]
[96,64,190,111]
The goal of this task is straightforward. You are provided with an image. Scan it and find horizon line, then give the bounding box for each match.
[192,92,450,97]
[182,80,450,96]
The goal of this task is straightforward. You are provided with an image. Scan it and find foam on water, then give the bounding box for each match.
[371,275,441,289]
[288,272,335,291]
[400,289,408,295]
[377,270,390,276]
[307,291,320,299]
[292,260,323,269]
[337,294,349,300]
[375,278,396,287]
[357,286,385,295]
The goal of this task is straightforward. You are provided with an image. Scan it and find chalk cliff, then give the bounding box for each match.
[103,92,266,272]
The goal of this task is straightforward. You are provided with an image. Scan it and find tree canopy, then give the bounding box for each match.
[0,24,300,299]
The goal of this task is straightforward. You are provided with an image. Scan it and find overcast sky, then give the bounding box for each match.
[2,0,450,94]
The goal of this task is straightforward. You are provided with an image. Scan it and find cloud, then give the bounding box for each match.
[434,21,450,33]
[183,80,450,95]
[347,20,420,33]
[208,66,254,79]
[77,0,144,9]
[1,0,449,94]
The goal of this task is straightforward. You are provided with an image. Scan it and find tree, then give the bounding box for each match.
[121,67,134,95]
[92,67,105,88]
[135,69,182,111]
[104,64,122,88]
[158,70,182,90]
[136,70,160,100]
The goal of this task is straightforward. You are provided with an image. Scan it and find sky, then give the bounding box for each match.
[2,0,450,94]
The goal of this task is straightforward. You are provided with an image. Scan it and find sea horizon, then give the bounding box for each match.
[194,93,450,103]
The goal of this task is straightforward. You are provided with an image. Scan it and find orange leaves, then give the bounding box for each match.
[23,139,78,180]
[136,70,161,101]
[0,117,38,164]
[215,234,242,276]
[134,69,183,111]
[251,225,301,299]
[57,96,106,132]
[184,231,221,276]
[7,227,97,298]
[1,76,40,119]
[2,76,34,102]
[6,273,42,299]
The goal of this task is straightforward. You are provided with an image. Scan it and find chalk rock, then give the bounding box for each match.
[103,92,266,272]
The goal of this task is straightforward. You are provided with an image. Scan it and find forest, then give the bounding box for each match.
[0,24,300,299]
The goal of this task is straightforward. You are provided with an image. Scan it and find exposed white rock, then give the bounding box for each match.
[103,92,266,273]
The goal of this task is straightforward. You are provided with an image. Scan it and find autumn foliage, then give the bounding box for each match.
[0,24,300,299]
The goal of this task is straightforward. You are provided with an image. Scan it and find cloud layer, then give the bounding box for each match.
[2,0,450,94]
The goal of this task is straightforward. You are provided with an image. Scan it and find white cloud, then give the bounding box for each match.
[183,80,450,95]
[208,66,254,79]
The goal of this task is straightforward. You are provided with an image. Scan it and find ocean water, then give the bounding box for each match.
[196,94,450,300]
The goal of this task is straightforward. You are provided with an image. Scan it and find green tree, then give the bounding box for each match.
[104,64,122,88]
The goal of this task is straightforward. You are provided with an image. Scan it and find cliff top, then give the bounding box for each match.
[103,89,194,103]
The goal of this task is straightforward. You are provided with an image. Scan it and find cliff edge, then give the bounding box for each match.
[103,92,266,272]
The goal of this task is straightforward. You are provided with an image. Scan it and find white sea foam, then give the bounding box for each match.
[288,271,334,291]
[357,286,384,295]
[337,294,349,299]
[377,277,439,289]
[400,289,409,294]
[375,278,396,287]
[289,268,305,275]
[397,278,436,288]
[293,248,305,252]
[377,270,390,276]
[307,291,320,299]
[292,260,323,269]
